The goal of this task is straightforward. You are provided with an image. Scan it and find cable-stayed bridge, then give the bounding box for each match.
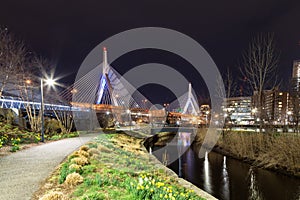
[0,48,201,128]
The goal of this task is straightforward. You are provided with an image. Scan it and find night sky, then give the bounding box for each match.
[1,0,300,104]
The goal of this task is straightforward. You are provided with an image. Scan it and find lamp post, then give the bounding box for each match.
[40,77,56,142]
[40,79,45,142]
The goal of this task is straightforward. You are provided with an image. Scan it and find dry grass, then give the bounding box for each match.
[79,145,89,152]
[87,148,100,156]
[97,144,112,153]
[39,191,68,200]
[64,173,83,188]
[195,129,300,176]
[77,150,89,158]
[71,156,89,166]
[68,164,82,172]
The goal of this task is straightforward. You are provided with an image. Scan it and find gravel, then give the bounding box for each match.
[0,133,98,200]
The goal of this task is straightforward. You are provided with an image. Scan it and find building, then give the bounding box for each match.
[222,96,254,125]
[252,88,290,125]
[289,60,300,125]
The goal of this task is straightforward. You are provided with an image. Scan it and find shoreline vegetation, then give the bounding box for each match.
[33,132,215,200]
[193,129,300,178]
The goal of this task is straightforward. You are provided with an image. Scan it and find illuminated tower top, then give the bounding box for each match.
[103,47,109,74]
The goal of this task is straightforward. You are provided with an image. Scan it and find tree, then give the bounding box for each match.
[53,110,74,133]
[0,27,27,96]
[18,56,56,132]
[241,33,279,129]
[216,68,237,130]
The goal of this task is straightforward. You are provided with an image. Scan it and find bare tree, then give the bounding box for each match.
[17,55,42,132]
[18,56,56,132]
[241,33,279,129]
[0,27,27,96]
[53,110,74,133]
[224,68,237,98]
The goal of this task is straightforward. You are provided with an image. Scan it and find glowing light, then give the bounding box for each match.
[203,152,212,193]
[71,89,78,94]
[45,78,55,86]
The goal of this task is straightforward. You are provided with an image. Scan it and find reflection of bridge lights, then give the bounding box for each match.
[203,152,212,193]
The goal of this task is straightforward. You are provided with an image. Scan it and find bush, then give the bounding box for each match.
[87,148,100,156]
[97,144,112,153]
[69,164,82,173]
[65,172,84,187]
[40,191,67,200]
[71,156,89,166]
[80,145,89,151]
[78,150,90,158]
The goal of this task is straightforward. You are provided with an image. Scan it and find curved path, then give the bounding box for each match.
[0,133,98,200]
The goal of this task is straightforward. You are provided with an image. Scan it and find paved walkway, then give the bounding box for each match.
[0,133,99,200]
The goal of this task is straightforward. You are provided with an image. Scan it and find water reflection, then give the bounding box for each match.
[248,167,263,200]
[203,151,212,193]
[177,132,191,177]
[222,156,230,199]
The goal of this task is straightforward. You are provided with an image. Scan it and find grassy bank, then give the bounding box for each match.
[34,133,206,200]
[194,129,300,177]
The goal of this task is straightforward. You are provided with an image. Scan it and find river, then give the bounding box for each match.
[152,132,300,200]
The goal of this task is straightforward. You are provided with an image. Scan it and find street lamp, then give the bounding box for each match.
[40,77,56,142]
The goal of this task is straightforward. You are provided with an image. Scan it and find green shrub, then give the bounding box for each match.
[50,135,61,140]
[81,191,105,200]
[59,162,70,184]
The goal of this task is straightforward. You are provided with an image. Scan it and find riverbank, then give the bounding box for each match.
[33,132,216,200]
[193,129,300,178]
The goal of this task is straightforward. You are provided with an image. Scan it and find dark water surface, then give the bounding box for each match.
[152,133,300,200]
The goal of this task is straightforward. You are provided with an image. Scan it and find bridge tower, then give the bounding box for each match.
[182,83,199,115]
[95,47,118,106]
